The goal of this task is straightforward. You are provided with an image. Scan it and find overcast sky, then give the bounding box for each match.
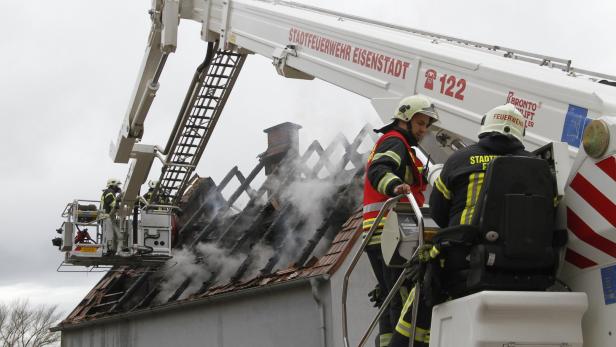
[1,0,615,316]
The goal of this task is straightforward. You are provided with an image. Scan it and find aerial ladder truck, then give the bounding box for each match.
[53,0,616,345]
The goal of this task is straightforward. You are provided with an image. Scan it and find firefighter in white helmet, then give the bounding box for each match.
[144,180,159,204]
[363,94,438,347]
[100,178,122,214]
[429,103,529,227]
[138,180,164,209]
[387,103,530,347]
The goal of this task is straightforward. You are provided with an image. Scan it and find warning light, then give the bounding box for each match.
[583,119,610,158]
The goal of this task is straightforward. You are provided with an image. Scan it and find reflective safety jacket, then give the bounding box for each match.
[144,190,153,203]
[363,128,426,246]
[138,189,153,209]
[100,188,118,214]
[429,134,530,228]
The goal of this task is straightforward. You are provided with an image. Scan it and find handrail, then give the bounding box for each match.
[341,193,425,347]
[405,193,425,347]
[342,195,401,347]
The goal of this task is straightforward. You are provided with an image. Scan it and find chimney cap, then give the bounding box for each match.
[263,122,302,134]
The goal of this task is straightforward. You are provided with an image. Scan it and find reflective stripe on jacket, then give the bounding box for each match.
[100,188,117,214]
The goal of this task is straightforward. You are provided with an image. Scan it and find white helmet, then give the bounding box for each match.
[148,180,159,189]
[394,95,439,124]
[106,178,122,188]
[479,103,526,143]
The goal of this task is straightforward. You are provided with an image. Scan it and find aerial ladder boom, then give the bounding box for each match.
[55,1,616,345]
[112,0,616,210]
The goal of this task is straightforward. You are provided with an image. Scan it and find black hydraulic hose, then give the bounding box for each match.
[133,206,139,244]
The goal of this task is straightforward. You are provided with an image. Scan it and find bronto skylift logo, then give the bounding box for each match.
[424,69,437,90]
[506,91,540,128]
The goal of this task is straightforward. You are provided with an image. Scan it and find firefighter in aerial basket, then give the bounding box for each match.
[363,94,438,347]
[388,103,530,347]
[100,178,122,214]
[139,180,159,208]
[144,180,158,204]
[99,178,123,252]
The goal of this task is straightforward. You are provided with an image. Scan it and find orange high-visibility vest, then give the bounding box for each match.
[362,130,426,245]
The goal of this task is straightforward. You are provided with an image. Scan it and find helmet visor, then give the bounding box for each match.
[418,104,438,121]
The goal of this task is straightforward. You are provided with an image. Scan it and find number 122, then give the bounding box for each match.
[439,74,466,101]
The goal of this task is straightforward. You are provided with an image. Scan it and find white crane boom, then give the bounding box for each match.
[56,1,616,345]
[114,0,616,208]
[196,0,615,153]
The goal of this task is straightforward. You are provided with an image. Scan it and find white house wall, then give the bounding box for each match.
[61,282,322,347]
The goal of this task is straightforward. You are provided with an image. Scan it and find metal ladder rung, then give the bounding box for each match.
[196,95,220,100]
[210,63,235,68]
[188,115,212,120]
[203,77,227,84]
[202,84,226,89]
[161,178,183,183]
[173,147,197,153]
[169,153,195,159]
[170,157,195,163]
[168,154,192,160]
[179,136,203,142]
[206,74,230,79]
[175,157,195,162]
[193,105,216,110]
[164,168,190,174]
[171,160,195,166]
[176,143,199,148]
[167,162,196,167]
[166,159,194,166]
[181,131,206,138]
[185,124,209,130]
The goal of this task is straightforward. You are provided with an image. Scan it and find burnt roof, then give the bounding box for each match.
[57,124,376,328]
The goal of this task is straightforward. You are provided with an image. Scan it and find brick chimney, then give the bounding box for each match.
[259,122,302,175]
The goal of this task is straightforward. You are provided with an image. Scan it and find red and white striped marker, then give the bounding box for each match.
[565,155,616,269]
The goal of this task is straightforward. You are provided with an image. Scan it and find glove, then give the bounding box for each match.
[368,284,384,308]
[417,243,440,263]
[406,244,439,284]
[407,259,425,284]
